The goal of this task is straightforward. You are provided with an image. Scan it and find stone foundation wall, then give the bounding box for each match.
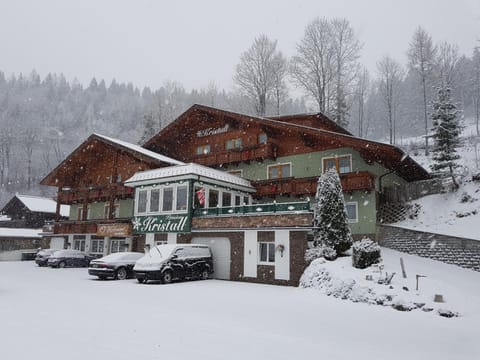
[377,225,480,272]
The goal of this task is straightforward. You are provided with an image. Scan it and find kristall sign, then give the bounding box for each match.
[196,124,229,137]
[132,214,191,233]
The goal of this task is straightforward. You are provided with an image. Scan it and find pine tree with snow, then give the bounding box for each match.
[138,112,156,145]
[430,86,461,190]
[312,168,353,256]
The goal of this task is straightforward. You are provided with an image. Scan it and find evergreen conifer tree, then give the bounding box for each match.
[138,112,156,145]
[313,168,353,255]
[430,86,461,189]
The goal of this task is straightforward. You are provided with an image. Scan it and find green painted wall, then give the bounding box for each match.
[228,147,408,189]
[343,191,377,235]
[68,199,134,220]
[223,147,405,236]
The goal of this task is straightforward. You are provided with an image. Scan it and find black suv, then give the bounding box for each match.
[134,244,213,284]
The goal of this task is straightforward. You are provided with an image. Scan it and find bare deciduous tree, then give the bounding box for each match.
[377,56,404,144]
[408,27,437,155]
[234,35,287,116]
[355,67,370,137]
[436,41,460,87]
[290,18,335,114]
[331,18,362,128]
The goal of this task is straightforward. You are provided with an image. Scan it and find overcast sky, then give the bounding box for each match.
[1,0,479,91]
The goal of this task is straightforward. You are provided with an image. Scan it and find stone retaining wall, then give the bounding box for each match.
[377,224,480,272]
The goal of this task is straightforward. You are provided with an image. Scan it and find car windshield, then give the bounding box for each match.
[147,245,176,259]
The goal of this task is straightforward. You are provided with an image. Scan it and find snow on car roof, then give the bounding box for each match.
[16,194,70,217]
[95,252,143,261]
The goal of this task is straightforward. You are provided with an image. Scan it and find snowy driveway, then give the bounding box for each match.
[1,261,478,360]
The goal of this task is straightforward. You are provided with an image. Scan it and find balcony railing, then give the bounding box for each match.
[252,171,376,198]
[193,201,310,217]
[192,143,277,167]
[57,183,134,204]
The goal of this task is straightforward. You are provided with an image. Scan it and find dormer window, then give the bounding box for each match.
[196,144,211,155]
[226,138,242,150]
[258,133,267,145]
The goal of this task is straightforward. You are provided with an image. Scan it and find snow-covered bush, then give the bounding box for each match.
[312,168,352,255]
[352,238,381,269]
[305,245,337,262]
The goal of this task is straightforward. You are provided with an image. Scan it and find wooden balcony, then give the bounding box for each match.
[252,171,376,198]
[53,218,132,235]
[193,143,277,167]
[57,183,134,204]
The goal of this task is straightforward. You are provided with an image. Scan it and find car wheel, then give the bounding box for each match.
[162,271,173,284]
[201,269,209,280]
[58,261,66,268]
[116,267,127,280]
[137,277,145,284]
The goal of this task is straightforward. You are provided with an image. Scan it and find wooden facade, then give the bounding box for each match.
[40,134,182,253]
[144,104,429,199]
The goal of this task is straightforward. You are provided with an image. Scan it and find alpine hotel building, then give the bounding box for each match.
[41,104,429,286]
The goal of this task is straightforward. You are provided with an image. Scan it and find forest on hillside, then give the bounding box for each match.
[1,19,479,206]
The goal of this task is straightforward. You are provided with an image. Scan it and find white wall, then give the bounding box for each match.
[275,230,290,280]
[243,230,257,278]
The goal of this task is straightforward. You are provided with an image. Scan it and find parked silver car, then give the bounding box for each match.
[47,249,94,268]
[35,249,57,267]
[88,252,144,280]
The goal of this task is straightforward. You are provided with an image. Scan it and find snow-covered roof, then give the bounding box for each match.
[125,163,254,191]
[0,227,42,238]
[94,133,184,166]
[16,195,70,217]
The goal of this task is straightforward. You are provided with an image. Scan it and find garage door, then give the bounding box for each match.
[50,237,65,249]
[192,237,231,280]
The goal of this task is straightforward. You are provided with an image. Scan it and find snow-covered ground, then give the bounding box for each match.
[1,249,479,360]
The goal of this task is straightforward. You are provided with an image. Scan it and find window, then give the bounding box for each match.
[113,202,120,218]
[137,190,147,213]
[176,186,188,211]
[243,196,250,205]
[90,238,104,254]
[196,144,211,155]
[104,203,110,219]
[222,192,231,207]
[208,189,219,208]
[268,163,291,179]
[73,236,85,252]
[77,206,90,220]
[235,195,241,206]
[162,187,173,211]
[258,133,267,145]
[346,202,358,223]
[194,186,206,208]
[111,239,126,253]
[258,242,275,264]
[226,138,242,150]
[150,189,160,212]
[323,155,352,174]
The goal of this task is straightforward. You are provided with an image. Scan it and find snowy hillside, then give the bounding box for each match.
[394,118,480,240]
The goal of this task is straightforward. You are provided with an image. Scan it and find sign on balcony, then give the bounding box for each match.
[132,214,191,234]
[97,223,132,237]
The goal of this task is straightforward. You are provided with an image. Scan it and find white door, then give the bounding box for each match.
[192,237,231,280]
[49,237,65,249]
